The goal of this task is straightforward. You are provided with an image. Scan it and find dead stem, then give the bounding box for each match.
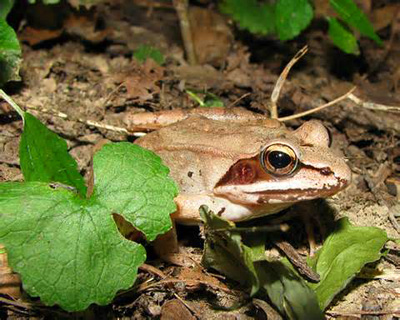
[137,277,238,295]
[326,310,400,317]
[278,86,357,122]
[172,293,199,317]
[270,45,308,119]
[0,297,32,310]
[226,92,251,109]
[347,93,400,113]
[24,105,130,134]
[173,0,197,65]
[139,263,167,279]
[388,205,400,234]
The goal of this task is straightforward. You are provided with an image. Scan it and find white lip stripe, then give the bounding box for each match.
[228,179,339,192]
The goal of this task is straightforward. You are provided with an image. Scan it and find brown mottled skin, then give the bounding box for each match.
[136,112,351,223]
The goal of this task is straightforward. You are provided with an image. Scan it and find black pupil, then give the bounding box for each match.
[268,151,292,169]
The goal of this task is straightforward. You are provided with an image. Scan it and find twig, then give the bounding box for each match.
[102,82,124,109]
[278,86,356,121]
[326,310,400,317]
[388,205,400,234]
[173,0,197,65]
[275,240,320,282]
[0,297,32,310]
[270,45,308,119]
[172,293,198,317]
[24,105,133,135]
[347,93,400,113]
[226,92,251,109]
[137,277,237,295]
[139,263,167,279]
[2,92,147,137]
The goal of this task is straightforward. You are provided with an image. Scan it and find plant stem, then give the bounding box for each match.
[0,89,25,124]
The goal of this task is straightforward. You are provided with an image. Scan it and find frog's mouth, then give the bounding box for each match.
[214,175,349,205]
[252,186,344,204]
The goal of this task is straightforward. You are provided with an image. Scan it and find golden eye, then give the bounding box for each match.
[260,144,298,176]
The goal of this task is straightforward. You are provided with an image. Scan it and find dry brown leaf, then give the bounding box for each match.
[160,299,195,320]
[64,15,111,43]
[19,27,63,46]
[176,266,229,292]
[113,59,164,103]
[371,4,400,31]
[19,13,110,46]
[188,6,233,66]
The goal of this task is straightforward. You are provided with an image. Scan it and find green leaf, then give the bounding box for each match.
[0,143,178,311]
[186,89,224,108]
[275,0,313,41]
[255,260,324,320]
[134,44,165,65]
[0,17,21,86]
[203,92,224,108]
[200,206,323,319]
[200,206,260,295]
[330,0,382,45]
[92,143,177,241]
[308,218,388,309]
[0,0,15,19]
[0,182,146,311]
[328,17,359,54]
[19,112,87,197]
[220,0,275,35]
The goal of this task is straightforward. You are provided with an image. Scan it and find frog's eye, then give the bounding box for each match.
[260,144,298,176]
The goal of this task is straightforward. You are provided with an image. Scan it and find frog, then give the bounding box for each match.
[134,108,352,225]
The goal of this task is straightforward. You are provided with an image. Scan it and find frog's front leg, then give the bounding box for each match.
[124,107,267,132]
[153,222,201,267]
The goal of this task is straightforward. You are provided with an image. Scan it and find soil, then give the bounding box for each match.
[0,1,399,319]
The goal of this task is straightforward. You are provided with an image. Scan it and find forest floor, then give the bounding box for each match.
[0,1,399,319]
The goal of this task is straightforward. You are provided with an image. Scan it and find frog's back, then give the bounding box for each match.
[136,117,286,193]
[136,116,285,156]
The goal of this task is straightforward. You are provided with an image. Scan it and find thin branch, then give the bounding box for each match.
[270,45,308,119]
[326,310,400,317]
[173,293,198,317]
[0,297,32,309]
[226,92,251,109]
[347,93,400,113]
[173,0,197,65]
[24,105,131,134]
[388,205,400,234]
[278,86,357,122]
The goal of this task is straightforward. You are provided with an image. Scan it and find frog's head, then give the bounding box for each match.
[213,120,351,219]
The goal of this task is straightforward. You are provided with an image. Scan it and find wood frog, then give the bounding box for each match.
[133,108,352,224]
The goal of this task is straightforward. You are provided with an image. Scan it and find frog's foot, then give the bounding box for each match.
[153,226,198,267]
[298,204,326,257]
[0,245,21,299]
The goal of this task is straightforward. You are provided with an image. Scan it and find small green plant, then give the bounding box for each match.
[0,0,21,86]
[0,90,178,311]
[134,44,165,65]
[220,0,382,55]
[186,89,225,108]
[201,206,388,319]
